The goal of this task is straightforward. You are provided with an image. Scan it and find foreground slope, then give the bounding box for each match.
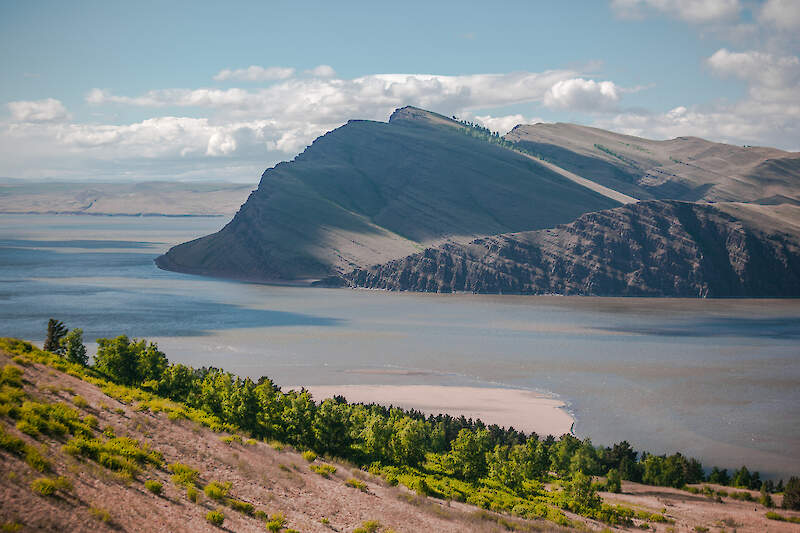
[345,201,800,297]
[156,107,620,282]
[506,123,800,203]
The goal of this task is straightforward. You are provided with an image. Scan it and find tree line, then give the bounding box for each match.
[42,320,799,508]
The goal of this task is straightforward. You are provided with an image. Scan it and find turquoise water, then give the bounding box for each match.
[1,214,798,478]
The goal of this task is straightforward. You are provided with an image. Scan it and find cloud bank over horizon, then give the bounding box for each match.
[1,1,798,182]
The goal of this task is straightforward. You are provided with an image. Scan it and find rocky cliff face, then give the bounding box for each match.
[343,201,800,297]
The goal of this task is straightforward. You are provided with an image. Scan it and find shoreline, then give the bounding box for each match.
[291,384,575,438]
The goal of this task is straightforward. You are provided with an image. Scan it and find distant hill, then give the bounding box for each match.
[156,107,620,282]
[506,123,800,204]
[344,201,800,297]
[0,181,254,217]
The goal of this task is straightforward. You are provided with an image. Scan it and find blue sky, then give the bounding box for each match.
[1,0,798,181]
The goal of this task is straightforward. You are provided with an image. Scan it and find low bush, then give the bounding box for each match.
[204,480,232,501]
[310,464,336,478]
[187,486,200,503]
[302,450,317,462]
[266,512,287,532]
[227,498,254,515]
[88,506,111,522]
[30,476,71,496]
[346,478,369,492]
[168,462,199,486]
[145,479,163,495]
[766,511,800,523]
[205,510,224,527]
[0,521,23,532]
[353,520,381,533]
[220,434,242,445]
[72,395,88,408]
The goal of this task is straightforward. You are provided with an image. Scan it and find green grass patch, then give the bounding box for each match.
[205,509,224,527]
[310,464,336,478]
[345,478,369,492]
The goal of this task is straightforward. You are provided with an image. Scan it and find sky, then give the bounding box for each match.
[1,0,799,182]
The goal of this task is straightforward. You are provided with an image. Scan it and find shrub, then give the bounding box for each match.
[187,486,200,503]
[310,464,336,478]
[354,520,381,533]
[244,438,257,446]
[266,512,287,532]
[205,510,224,527]
[31,476,71,496]
[145,479,163,495]
[227,498,254,515]
[220,434,242,445]
[204,480,232,501]
[346,478,369,492]
[0,521,23,532]
[83,414,98,428]
[72,395,88,408]
[168,462,199,486]
[302,450,317,462]
[24,446,50,472]
[89,506,111,522]
[766,511,800,523]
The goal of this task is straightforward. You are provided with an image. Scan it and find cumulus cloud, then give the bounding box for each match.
[543,78,620,111]
[7,98,70,122]
[471,114,547,134]
[213,65,295,82]
[759,0,800,30]
[596,48,800,150]
[611,0,740,22]
[305,65,336,78]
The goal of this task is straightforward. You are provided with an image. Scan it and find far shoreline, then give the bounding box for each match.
[289,384,575,438]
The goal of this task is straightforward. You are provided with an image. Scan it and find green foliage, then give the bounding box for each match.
[94,336,168,386]
[766,511,800,523]
[302,450,317,462]
[62,435,162,478]
[168,462,199,486]
[205,510,224,527]
[43,319,68,354]
[0,521,23,532]
[606,468,622,493]
[227,498,254,515]
[310,464,337,478]
[266,512,287,532]
[204,480,232,501]
[187,486,200,503]
[353,520,381,533]
[145,479,163,495]
[448,428,491,481]
[563,471,601,512]
[72,395,88,408]
[88,506,111,522]
[30,476,71,496]
[220,434,242,445]
[61,328,88,366]
[783,476,800,510]
[345,478,368,492]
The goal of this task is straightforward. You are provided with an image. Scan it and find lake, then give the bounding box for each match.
[1,214,798,479]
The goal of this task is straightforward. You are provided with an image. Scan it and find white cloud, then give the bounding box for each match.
[760,0,800,30]
[543,78,620,111]
[305,65,336,78]
[213,65,295,82]
[471,114,546,134]
[611,0,741,23]
[7,98,69,122]
[707,48,800,93]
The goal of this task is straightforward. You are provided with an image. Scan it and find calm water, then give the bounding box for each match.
[1,214,799,478]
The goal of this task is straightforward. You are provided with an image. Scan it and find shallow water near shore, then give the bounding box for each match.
[1,214,799,478]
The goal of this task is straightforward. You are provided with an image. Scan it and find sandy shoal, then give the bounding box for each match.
[296,384,574,437]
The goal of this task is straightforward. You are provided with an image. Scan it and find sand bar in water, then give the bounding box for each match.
[295,384,574,437]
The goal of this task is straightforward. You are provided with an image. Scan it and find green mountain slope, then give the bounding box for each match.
[156,107,620,282]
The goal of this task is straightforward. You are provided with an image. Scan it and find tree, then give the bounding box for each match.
[43,319,68,354]
[448,428,491,481]
[565,471,601,511]
[783,477,800,510]
[708,466,730,485]
[390,417,428,467]
[606,468,622,493]
[61,328,88,366]
[94,335,140,385]
[137,342,169,383]
[760,482,774,508]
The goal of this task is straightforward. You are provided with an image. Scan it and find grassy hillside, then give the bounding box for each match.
[2,337,798,532]
[505,123,800,204]
[156,107,620,282]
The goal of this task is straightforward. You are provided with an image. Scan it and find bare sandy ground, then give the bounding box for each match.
[297,385,575,437]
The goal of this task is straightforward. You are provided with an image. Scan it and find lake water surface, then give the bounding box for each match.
[1,214,798,479]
